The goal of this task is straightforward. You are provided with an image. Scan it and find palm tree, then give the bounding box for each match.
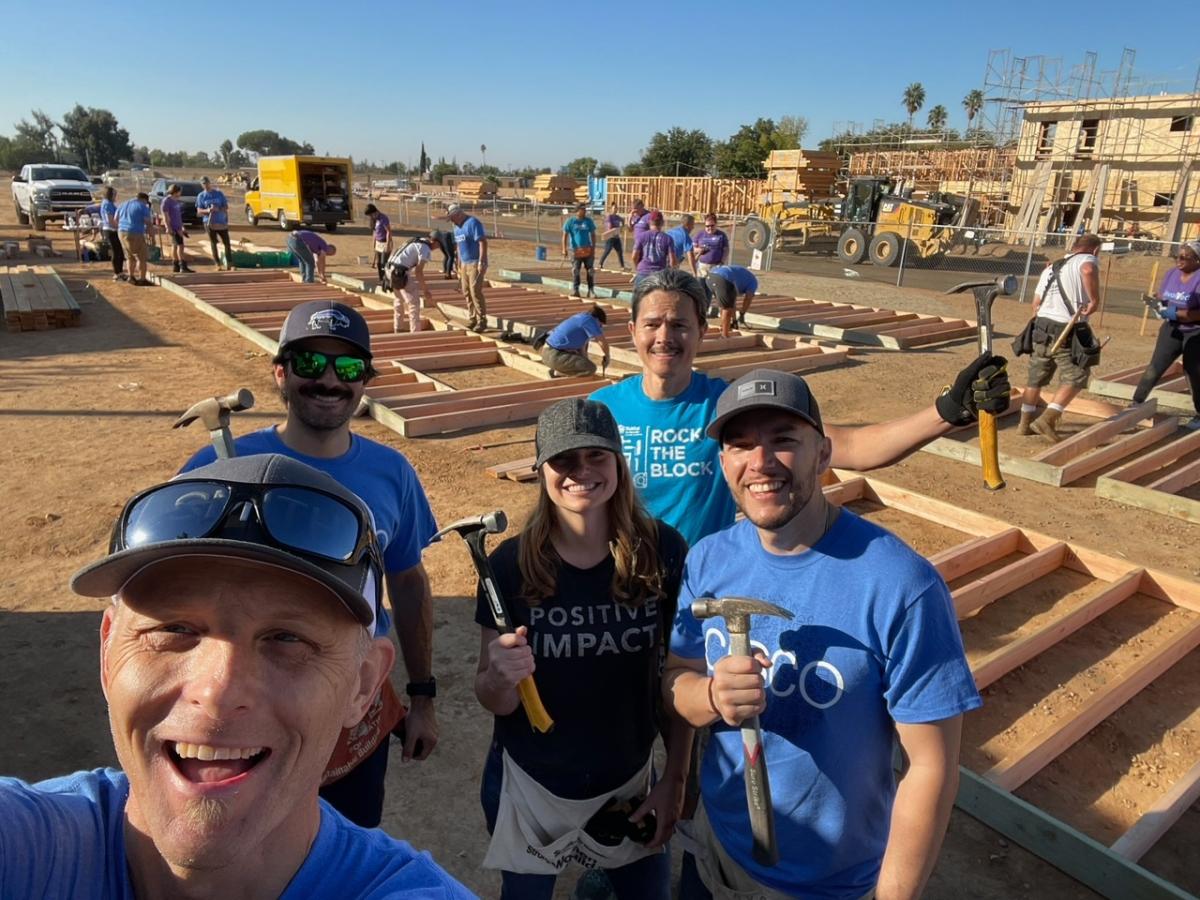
[902,83,926,127]
[962,89,984,134]
[927,104,948,132]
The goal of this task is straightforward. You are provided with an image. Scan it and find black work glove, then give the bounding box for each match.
[936,353,1011,426]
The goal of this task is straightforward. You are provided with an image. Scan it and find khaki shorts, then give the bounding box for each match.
[120,232,147,267]
[1026,319,1091,388]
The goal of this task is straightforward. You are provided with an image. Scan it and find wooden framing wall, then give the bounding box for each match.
[1096,430,1200,525]
[155,271,609,437]
[1090,361,1194,415]
[822,472,1200,899]
[920,395,1177,486]
[603,176,764,217]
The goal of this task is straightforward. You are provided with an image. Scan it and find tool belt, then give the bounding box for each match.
[1017,316,1101,368]
[573,246,595,260]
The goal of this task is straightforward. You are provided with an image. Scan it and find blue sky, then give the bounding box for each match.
[2,0,1192,170]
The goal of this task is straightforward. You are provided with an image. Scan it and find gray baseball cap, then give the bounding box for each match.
[446,203,464,216]
[706,369,824,440]
[535,398,622,468]
[71,454,383,631]
[278,300,372,358]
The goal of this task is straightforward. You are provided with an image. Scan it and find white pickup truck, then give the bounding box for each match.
[11,163,99,230]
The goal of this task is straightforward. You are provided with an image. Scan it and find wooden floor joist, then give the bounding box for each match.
[920,395,1178,487]
[1096,429,1200,524]
[817,472,1200,896]
[1090,361,1194,415]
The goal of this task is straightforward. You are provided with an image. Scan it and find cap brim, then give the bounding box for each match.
[70,539,374,627]
[706,401,822,441]
[535,435,623,469]
[278,333,373,359]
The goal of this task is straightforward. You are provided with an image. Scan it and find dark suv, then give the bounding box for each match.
[148,179,203,225]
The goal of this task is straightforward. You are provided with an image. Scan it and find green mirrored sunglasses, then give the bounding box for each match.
[287,350,369,383]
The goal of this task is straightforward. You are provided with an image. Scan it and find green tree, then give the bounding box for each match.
[564,156,599,179]
[640,127,713,176]
[622,161,645,176]
[188,151,212,167]
[59,105,133,171]
[926,104,948,132]
[962,89,984,132]
[236,129,315,158]
[902,83,926,127]
[429,157,457,184]
[713,117,808,178]
[14,109,60,161]
[0,133,49,170]
[217,139,234,167]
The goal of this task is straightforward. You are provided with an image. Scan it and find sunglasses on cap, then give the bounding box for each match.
[118,479,381,569]
[285,349,370,383]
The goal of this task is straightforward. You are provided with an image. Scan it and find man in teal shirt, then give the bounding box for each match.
[561,203,597,298]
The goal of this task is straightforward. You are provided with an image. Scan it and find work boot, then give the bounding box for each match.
[1031,408,1063,443]
[181,263,194,273]
[172,262,181,273]
[1017,410,1039,435]
[570,289,581,298]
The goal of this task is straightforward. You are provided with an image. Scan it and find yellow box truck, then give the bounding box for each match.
[244,155,353,232]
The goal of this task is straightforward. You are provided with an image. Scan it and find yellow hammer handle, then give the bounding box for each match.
[517,677,554,733]
[979,411,1005,491]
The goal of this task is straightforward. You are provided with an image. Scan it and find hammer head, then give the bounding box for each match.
[174,388,255,430]
[431,510,508,544]
[691,596,794,633]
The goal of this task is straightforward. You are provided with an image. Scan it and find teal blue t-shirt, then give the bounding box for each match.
[563,216,596,250]
[0,769,472,899]
[590,372,732,547]
[671,513,982,897]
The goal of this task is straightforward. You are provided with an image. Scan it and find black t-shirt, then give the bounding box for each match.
[475,522,687,799]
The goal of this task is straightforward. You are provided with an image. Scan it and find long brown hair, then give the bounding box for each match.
[517,451,664,608]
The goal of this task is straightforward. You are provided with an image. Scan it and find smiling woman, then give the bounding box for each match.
[0,454,472,900]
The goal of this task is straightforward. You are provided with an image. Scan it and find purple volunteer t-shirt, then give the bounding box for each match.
[605,213,623,231]
[161,195,185,233]
[634,230,674,275]
[695,229,729,265]
[296,230,331,254]
[1160,267,1200,333]
[372,213,391,242]
[630,209,650,235]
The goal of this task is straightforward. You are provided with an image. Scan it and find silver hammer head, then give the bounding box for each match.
[431,510,508,544]
[173,388,255,431]
[691,596,794,635]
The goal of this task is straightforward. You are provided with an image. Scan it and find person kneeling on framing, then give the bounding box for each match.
[537,305,610,377]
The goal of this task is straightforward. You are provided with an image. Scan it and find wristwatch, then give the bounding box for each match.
[406,677,437,699]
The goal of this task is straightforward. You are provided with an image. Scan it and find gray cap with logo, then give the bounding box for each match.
[706,368,824,440]
[535,398,623,468]
[278,300,373,358]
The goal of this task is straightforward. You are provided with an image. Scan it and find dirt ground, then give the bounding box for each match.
[3,201,1197,899]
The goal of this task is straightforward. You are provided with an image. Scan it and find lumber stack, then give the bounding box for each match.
[457,180,497,200]
[604,176,765,217]
[1,265,82,332]
[574,183,590,205]
[763,149,841,198]
[532,174,581,204]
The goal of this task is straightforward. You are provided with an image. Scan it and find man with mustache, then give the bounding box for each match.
[181,300,440,829]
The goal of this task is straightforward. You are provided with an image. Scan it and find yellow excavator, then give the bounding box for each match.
[742,176,975,267]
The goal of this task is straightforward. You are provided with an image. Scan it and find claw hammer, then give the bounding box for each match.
[692,596,794,866]
[173,388,255,459]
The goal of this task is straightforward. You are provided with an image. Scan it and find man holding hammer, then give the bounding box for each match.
[664,369,981,899]
[180,300,440,829]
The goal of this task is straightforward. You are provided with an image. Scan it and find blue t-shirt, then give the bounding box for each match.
[671,513,982,897]
[547,311,603,351]
[666,226,693,261]
[563,216,596,250]
[181,427,438,637]
[709,265,758,295]
[196,188,229,227]
[116,200,151,234]
[453,215,486,263]
[99,198,118,231]
[0,768,471,899]
[590,372,731,547]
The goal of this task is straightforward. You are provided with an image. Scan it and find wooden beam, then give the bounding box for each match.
[971,569,1143,690]
[983,617,1200,791]
[400,387,596,437]
[1031,401,1157,467]
[955,767,1194,900]
[952,543,1068,618]
[821,476,867,506]
[1056,417,1178,485]
[1147,455,1200,495]
[1102,429,1200,484]
[1110,758,1200,862]
[927,529,1023,584]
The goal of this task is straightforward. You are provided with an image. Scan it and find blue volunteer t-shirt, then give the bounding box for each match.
[116,200,151,234]
[181,427,438,637]
[590,372,732,547]
[99,198,118,231]
[672,512,982,897]
[563,216,596,250]
[0,769,472,899]
[710,265,758,294]
[547,311,603,351]
[454,215,486,262]
[196,188,229,227]
[666,226,693,261]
